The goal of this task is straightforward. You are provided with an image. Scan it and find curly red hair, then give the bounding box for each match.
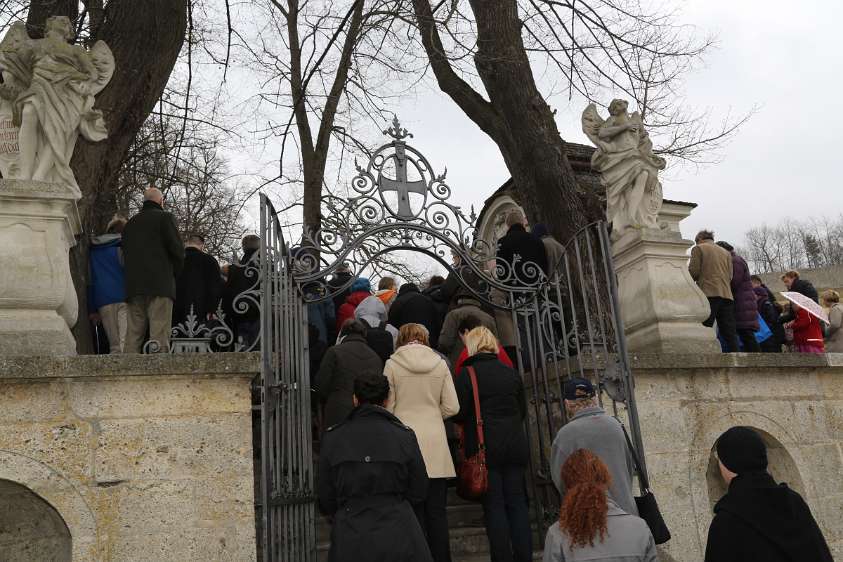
[559,449,612,549]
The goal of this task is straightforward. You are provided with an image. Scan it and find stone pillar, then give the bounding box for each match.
[612,203,720,354]
[0,179,81,355]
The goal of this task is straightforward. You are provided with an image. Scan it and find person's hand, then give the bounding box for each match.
[784,321,793,329]
[89,312,101,323]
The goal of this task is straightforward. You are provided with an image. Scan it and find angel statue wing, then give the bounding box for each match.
[88,40,115,95]
[581,103,605,148]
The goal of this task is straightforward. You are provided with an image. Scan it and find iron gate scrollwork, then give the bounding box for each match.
[256,118,649,559]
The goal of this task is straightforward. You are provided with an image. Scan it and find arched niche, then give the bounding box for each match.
[705,426,805,509]
[0,451,97,560]
[0,479,72,561]
[476,194,525,250]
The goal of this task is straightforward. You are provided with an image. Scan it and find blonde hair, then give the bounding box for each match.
[781,270,800,281]
[397,323,429,347]
[822,290,840,305]
[464,326,498,356]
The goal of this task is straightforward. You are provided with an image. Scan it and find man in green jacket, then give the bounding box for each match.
[122,188,184,353]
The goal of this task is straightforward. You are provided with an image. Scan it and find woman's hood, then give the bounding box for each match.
[389,344,444,374]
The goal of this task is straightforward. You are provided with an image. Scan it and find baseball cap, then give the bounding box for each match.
[563,377,595,400]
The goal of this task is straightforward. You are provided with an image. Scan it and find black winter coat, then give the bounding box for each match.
[452,353,528,467]
[222,249,260,322]
[122,201,184,300]
[790,278,819,303]
[423,284,449,329]
[173,247,223,325]
[704,471,832,562]
[329,271,353,314]
[496,224,548,287]
[755,286,784,351]
[388,284,441,347]
[318,404,433,562]
[313,333,384,428]
[729,252,759,331]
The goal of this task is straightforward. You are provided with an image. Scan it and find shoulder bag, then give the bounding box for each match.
[619,420,671,544]
[456,366,489,501]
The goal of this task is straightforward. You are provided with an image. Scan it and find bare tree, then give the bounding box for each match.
[407,0,750,242]
[114,116,249,260]
[743,216,843,274]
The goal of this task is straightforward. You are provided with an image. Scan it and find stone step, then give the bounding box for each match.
[317,525,491,561]
[317,500,486,542]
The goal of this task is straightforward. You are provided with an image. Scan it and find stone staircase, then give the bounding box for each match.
[316,488,543,561]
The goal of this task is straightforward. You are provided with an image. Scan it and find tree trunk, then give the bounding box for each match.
[468,0,592,241]
[27,0,188,353]
[26,0,77,38]
[413,0,599,244]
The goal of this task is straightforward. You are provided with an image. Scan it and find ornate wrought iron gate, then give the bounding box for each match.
[259,194,316,562]
[256,119,649,559]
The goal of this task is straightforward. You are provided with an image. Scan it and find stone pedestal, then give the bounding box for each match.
[0,180,81,355]
[612,211,719,353]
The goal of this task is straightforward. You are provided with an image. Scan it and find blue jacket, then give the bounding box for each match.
[88,234,126,309]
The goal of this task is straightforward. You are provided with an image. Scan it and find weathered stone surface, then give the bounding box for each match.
[0,354,257,561]
[0,180,82,356]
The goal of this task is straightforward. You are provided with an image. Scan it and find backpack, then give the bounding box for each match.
[364,320,395,364]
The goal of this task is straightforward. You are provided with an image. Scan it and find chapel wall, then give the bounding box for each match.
[0,353,259,561]
[630,354,843,562]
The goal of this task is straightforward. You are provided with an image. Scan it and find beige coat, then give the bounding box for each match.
[689,240,734,300]
[385,343,459,478]
[826,304,843,352]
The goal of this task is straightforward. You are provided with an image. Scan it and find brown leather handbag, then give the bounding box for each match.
[456,366,489,501]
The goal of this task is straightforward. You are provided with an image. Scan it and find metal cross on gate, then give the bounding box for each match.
[378,143,426,219]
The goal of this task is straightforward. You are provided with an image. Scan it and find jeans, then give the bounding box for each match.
[413,477,451,562]
[704,297,739,352]
[482,465,532,562]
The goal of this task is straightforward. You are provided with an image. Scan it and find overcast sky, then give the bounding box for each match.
[360,0,843,250]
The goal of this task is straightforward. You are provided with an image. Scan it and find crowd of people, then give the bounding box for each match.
[87,187,262,353]
[87,191,835,560]
[690,230,841,354]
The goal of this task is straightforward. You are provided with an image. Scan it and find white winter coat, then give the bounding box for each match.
[385,343,460,478]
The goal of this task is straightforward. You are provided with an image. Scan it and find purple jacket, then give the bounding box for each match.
[730,253,759,331]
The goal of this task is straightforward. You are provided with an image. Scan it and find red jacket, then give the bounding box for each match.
[454,344,513,376]
[791,308,824,349]
[336,291,370,332]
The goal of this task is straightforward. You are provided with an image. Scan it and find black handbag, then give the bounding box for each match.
[619,421,672,545]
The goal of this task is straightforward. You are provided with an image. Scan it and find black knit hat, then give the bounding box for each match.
[716,426,768,473]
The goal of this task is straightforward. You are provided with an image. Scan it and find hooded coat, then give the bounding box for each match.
[318,404,433,562]
[336,278,372,332]
[88,233,126,310]
[385,343,460,478]
[704,471,832,562]
[313,333,384,428]
[728,252,759,331]
[354,296,398,363]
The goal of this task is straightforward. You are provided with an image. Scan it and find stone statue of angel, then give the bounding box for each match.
[582,99,666,240]
[1,16,114,195]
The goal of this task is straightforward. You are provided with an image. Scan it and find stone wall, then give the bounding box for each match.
[629,353,843,561]
[0,353,259,561]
